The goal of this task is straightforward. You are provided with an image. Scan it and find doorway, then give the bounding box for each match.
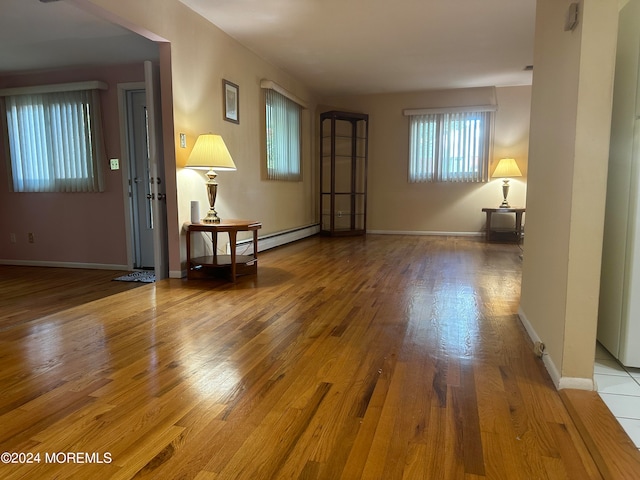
[125,88,154,270]
[118,67,168,280]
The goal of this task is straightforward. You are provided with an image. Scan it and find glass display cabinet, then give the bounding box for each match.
[319,111,369,236]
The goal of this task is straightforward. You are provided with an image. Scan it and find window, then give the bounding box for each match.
[265,88,301,181]
[407,107,494,183]
[2,86,105,192]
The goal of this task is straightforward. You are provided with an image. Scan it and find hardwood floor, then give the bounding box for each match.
[0,266,145,332]
[0,235,634,479]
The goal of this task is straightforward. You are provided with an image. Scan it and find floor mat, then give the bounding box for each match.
[113,271,156,283]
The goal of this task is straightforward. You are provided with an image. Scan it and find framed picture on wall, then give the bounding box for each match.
[223,80,239,124]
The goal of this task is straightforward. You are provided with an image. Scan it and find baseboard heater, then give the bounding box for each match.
[226,224,320,255]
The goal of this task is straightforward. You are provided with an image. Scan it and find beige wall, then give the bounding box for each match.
[75,0,319,276]
[322,85,531,234]
[519,0,618,387]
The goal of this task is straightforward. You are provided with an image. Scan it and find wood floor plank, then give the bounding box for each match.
[561,389,640,480]
[0,236,630,479]
[455,361,486,477]
[0,266,144,332]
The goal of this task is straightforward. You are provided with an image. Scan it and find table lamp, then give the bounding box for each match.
[492,158,522,208]
[185,134,236,223]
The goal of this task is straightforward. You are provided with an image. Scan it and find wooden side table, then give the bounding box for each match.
[185,220,262,281]
[482,207,525,243]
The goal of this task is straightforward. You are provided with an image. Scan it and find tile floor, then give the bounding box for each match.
[594,342,640,450]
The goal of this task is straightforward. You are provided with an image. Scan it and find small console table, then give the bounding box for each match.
[482,207,525,243]
[185,220,262,281]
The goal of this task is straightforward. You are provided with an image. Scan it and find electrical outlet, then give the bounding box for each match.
[180,133,187,148]
[110,158,120,170]
[28,232,34,243]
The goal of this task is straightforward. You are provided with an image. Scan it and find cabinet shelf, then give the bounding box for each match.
[322,134,368,139]
[321,191,366,195]
[320,111,369,236]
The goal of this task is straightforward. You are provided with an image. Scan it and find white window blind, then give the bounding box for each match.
[2,87,106,192]
[265,88,302,181]
[407,108,493,183]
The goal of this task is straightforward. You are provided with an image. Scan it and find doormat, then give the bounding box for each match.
[113,271,156,283]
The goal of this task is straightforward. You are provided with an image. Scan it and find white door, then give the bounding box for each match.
[126,89,155,269]
[145,60,169,280]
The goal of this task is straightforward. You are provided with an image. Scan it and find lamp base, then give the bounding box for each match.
[204,172,220,223]
[202,209,220,223]
[500,180,511,208]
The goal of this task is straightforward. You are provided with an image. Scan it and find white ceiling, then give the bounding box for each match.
[179,0,536,96]
[0,0,158,74]
[0,0,535,96]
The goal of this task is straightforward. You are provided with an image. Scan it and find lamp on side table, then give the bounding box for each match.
[185,134,236,223]
[492,158,522,208]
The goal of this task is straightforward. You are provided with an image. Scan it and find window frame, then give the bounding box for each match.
[1,82,106,193]
[406,105,495,183]
[264,86,303,182]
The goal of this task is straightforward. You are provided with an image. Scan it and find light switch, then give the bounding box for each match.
[110,158,120,170]
[180,133,187,148]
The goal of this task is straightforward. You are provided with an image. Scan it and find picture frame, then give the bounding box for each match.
[223,80,239,124]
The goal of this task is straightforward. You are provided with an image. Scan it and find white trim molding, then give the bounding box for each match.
[0,81,108,96]
[367,230,483,237]
[170,270,184,279]
[518,307,595,391]
[0,259,128,270]
[260,79,308,109]
[403,104,498,116]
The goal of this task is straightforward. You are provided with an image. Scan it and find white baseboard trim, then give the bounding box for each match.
[517,307,595,391]
[367,230,483,237]
[170,270,184,279]
[0,259,129,270]
[229,223,320,255]
[558,376,595,390]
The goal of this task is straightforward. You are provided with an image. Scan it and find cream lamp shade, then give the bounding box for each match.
[492,158,522,179]
[492,158,522,208]
[185,134,236,223]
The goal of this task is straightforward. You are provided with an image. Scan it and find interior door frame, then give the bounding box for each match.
[145,60,169,280]
[117,81,145,271]
[116,77,169,278]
